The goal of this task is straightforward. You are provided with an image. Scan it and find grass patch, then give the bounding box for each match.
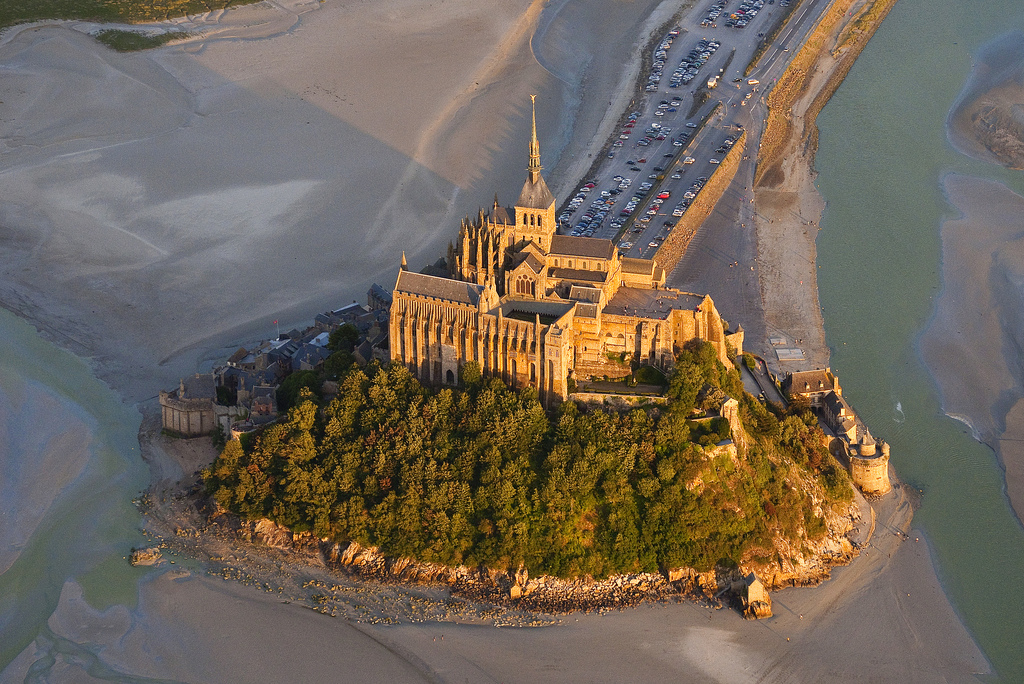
[0,1,260,33]
[94,29,187,51]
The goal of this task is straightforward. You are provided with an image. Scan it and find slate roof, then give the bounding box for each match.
[513,251,545,274]
[367,283,393,307]
[395,271,483,305]
[491,204,513,224]
[569,285,602,303]
[621,257,655,275]
[498,298,575,318]
[549,235,616,260]
[183,373,216,400]
[516,175,555,210]
[785,369,835,394]
[291,343,331,372]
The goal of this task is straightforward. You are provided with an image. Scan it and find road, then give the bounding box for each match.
[556,0,832,265]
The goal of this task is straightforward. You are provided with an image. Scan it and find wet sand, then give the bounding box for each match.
[2,479,988,682]
[947,31,1024,169]
[920,174,1024,524]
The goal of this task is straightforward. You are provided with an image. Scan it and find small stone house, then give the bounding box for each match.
[783,368,839,407]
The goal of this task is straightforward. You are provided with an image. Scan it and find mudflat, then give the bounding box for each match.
[920,174,1024,524]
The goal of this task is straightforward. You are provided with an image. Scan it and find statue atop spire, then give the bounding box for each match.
[528,94,542,183]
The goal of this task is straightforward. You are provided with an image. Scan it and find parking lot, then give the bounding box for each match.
[555,0,824,263]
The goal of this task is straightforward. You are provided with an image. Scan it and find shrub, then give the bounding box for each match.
[636,365,667,386]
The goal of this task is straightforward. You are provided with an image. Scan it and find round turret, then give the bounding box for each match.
[850,438,891,496]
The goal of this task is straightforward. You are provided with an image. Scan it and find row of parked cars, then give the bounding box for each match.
[646,27,682,91]
[725,0,766,28]
[617,180,656,220]
[669,39,721,88]
[669,176,710,217]
[700,0,730,27]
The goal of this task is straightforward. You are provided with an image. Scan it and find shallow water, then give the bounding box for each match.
[815,0,1024,678]
[0,309,146,668]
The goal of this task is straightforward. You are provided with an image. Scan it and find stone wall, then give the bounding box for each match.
[569,392,668,409]
[652,131,747,272]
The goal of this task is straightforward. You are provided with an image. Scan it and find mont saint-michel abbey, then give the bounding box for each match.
[390,101,743,404]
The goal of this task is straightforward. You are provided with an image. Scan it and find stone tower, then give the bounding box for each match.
[514,95,556,252]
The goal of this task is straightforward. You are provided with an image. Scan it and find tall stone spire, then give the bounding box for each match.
[528,94,542,183]
[516,96,555,212]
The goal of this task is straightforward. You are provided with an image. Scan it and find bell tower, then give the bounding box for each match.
[514,96,557,252]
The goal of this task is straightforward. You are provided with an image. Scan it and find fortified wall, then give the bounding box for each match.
[785,368,891,495]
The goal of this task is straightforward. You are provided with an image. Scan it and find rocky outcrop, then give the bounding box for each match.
[129,547,163,566]
[182,495,863,618]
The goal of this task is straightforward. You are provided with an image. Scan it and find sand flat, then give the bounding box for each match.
[921,174,1024,521]
[6,486,987,682]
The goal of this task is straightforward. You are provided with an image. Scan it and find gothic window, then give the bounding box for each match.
[515,275,534,297]
[538,216,543,227]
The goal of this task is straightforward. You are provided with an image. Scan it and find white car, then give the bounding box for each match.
[683,157,695,164]
[709,158,720,164]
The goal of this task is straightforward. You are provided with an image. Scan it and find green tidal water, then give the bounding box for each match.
[815,0,1024,679]
[0,310,147,669]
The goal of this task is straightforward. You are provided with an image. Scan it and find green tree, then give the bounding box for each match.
[277,370,321,412]
[328,323,360,353]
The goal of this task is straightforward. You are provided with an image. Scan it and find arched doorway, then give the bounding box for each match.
[445,369,455,385]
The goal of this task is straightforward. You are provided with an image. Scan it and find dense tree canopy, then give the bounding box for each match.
[205,341,851,577]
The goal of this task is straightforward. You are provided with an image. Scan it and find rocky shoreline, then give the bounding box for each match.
[138,424,867,625]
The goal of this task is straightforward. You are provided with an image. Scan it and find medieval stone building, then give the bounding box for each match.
[390,99,742,404]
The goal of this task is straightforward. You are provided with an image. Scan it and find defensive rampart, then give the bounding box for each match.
[652,131,746,272]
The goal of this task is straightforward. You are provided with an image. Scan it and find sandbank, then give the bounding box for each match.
[946,31,1024,169]
[920,174,1024,524]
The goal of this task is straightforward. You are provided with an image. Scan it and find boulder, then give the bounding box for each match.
[130,547,163,566]
[743,600,773,620]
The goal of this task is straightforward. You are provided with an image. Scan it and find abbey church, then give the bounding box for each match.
[390,100,743,404]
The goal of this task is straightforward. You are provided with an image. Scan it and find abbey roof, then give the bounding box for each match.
[395,270,482,306]
[549,235,616,260]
